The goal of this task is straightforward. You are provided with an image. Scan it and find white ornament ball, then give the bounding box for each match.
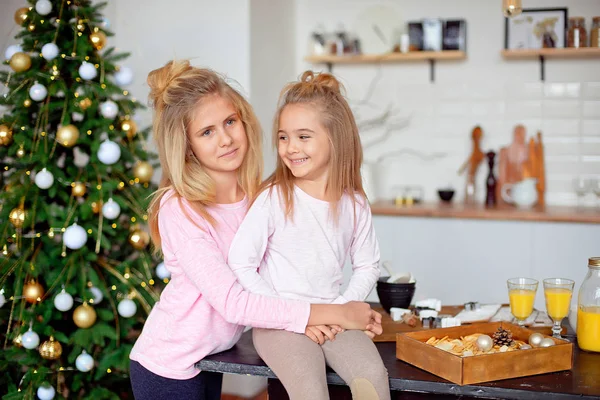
[36,384,56,400]
[22,330,40,349]
[73,147,90,168]
[528,332,544,348]
[72,112,84,122]
[100,17,110,29]
[114,66,133,86]
[117,299,137,318]
[35,0,53,16]
[75,351,94,372]
[102,198,121,220]
[99,100,119,119]
[54,291,74,312]
[63,223,87,250]
[5,44,23,60]
[539,338,555,348]
[89,286,103,304]
[0,292,5,308]
[476,334,493,352]
[41,43,59,60]
[155,262,171,280]
[78,62,97,80]
[55,90,65,98]
[97,140,121,165]
[34,168,54,189]
[29,82,48,102]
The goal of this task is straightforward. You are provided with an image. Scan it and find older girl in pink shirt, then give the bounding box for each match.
[128,60,382,400]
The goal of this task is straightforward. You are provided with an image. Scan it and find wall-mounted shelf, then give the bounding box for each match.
[304,51,467,82]
[501,48,600,81]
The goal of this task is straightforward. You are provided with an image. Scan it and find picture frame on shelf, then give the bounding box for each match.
[504,8,567,50]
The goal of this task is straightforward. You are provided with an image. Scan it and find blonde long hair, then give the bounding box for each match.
[260,71,365,219]
[147,60,262,253]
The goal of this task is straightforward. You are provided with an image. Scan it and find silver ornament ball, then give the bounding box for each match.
[528,333,544,348]
[539,338,555,348]
[476,334,493,352]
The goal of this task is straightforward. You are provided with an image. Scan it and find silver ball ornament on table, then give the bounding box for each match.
[539,338,555,348]
[528,332,544,347]
[476,334,494,352]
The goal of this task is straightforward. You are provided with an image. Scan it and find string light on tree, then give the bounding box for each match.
[29,82,48,101]
[34,168,54,189]
[36,383,56,400]
[75,350,94,372]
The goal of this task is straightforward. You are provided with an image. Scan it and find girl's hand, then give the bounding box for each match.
[341,301,382,330]
[304,325,339,344]
[363,321,383,339]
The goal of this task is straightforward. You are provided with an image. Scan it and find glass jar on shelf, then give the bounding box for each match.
[567,17,588,48]
[591,17,600,48]
[577,257,600,353]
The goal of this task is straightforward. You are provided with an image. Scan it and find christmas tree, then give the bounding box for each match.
[0,1,162,398]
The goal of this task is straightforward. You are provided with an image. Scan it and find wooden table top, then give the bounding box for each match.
[370,201,600,224]
[198,328,600,399]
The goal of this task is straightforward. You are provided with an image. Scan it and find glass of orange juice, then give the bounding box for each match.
[507,278,538,326]
[543,278,575,338]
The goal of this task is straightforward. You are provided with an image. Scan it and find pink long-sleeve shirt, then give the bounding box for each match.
[228,186,381,304]
[129,190,310,380]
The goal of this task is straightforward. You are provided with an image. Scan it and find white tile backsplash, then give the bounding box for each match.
[582,120,600,136]
[541,119,580,136]
[583,82,600,99]
[542,100,582,119]
[506,101,543,118]
[582,101,600,118]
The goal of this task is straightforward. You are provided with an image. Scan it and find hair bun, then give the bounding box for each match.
[147,60,192,108]
[299,70,343,95]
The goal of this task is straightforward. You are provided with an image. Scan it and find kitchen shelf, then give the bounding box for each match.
[305,51,467,82]
[501,48,600,81]
[370,201,600,224]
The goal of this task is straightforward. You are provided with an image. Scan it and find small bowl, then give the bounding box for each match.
[376,276,416,314]
[437,189,455,203]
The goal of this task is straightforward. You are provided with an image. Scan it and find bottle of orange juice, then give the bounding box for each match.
[577,257,600,353]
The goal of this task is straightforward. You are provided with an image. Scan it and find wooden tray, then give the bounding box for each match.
[396,322,573,385]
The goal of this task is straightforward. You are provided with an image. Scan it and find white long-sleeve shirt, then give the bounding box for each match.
[228,185,380,304]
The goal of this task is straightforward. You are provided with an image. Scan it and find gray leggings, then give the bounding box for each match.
[253,328,391,400]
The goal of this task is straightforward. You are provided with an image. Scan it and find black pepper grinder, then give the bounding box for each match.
[485,151,497,207]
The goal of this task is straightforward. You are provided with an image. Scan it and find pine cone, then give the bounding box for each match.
[493,327,514,347]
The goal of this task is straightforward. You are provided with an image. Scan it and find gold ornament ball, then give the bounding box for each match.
[57,124,79,147]
[9,52,31,73]
[91,200,103,214]
[23,280,44,304]
[39,336,63,360]
[121,119,138,140]
[14,7,28,25]
[129,228,150,250]
[0,125,13,146]
[9,207,27,228]
[12,334,23,348]
[16,147,26,158]
[73,303,97,328]
[24,99,32,108]
[79,97,92,110]
[133,161,153,183]
[72,182,87,197]
[89,31,107,51]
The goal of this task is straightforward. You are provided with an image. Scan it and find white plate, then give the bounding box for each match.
[354,4,403,54]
